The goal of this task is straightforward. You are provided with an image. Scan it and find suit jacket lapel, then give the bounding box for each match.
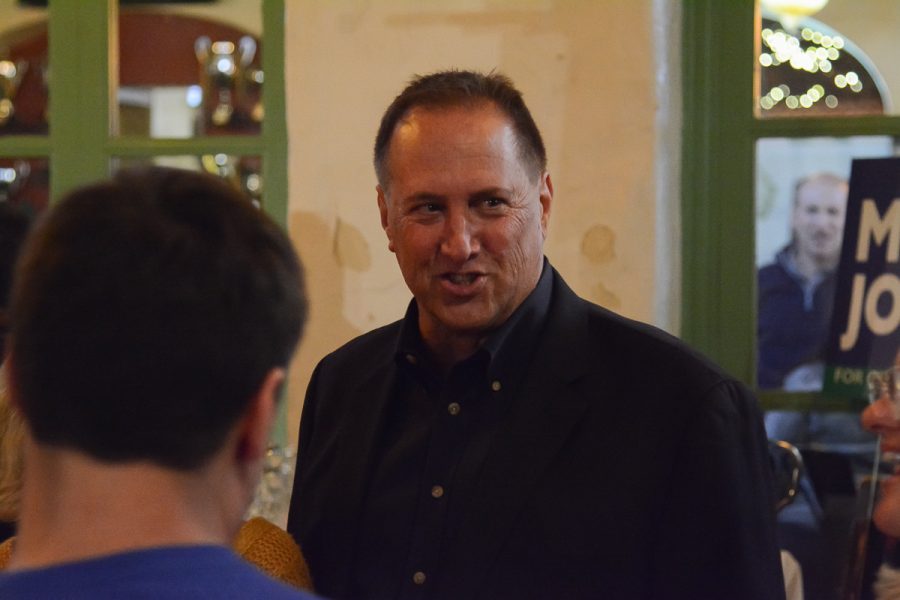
[327,348,399,596]
[448,270,593,594]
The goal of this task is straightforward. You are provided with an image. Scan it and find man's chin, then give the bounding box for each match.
[874,496,900,538]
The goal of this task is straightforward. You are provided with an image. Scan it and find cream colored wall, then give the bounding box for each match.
[283,0,675,445]
[815,0,900,112]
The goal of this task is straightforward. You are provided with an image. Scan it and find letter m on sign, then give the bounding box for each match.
[856,199,900,263]
[824,157,900,400]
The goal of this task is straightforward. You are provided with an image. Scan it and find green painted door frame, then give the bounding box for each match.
[681,0,900,410]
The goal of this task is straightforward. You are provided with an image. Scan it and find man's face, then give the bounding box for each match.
[377,103,552,347]
[791,178,847,266]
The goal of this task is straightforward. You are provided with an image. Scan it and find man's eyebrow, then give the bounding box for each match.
[470,187,513,199]
[397,187,515,205]
[399,192,445,205]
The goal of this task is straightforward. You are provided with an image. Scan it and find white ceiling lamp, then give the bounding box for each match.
[761,0,830,30]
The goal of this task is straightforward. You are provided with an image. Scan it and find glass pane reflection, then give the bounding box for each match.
[0,0,48,136]
[756,136,900,600]
[0,157,49,215]
[756,1,900,117]
[112,155,263,208]
[116,2,263,138]
[756,135,897,391]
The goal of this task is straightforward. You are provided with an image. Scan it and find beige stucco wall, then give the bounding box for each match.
[283,0,676,445]
[815,0,900,112]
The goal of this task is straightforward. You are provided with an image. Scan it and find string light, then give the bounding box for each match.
[757,20,873,113]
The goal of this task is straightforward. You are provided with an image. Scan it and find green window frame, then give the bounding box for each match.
[0,0,290,437]
[681,0,900,411]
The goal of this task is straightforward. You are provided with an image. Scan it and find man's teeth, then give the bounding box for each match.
[447,273,478,285]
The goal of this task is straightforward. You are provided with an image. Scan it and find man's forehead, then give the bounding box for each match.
[796,181,847,205]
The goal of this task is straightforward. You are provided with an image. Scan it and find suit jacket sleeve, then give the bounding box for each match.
[649,378,786,600]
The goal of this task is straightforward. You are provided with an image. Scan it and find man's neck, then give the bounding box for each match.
[792,249,836,282]
[9,444,247,571]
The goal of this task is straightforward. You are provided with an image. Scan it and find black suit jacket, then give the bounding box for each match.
[288,268,785,600]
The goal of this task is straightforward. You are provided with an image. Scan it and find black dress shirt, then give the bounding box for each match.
[351,262,553,600]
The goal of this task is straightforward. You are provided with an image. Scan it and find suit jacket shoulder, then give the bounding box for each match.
[545,271,755,421]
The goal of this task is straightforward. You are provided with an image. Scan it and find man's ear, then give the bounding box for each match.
[235,367,284,464]
[539,171,553,238]
[376,185,396,253]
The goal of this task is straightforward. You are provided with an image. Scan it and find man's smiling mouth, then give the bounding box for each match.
[443,272,483,286]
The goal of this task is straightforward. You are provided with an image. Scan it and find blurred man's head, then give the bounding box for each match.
[790,172,848,272]
[8,167,306,471]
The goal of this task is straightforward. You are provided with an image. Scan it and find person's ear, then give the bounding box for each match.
[377,185,396,253]
[235,367,284,464]
[539,171,553,238]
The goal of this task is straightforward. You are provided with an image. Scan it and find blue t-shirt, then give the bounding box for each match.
[0,545,319,599]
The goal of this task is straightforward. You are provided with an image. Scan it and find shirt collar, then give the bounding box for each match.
[395,258,553,385]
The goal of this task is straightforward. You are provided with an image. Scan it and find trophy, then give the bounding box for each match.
[0,57,27,128]
[0,160,30,203]
[199,153,262,208]
[194,35,261,131]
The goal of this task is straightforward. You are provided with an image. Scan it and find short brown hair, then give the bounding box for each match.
[10,167,307,470]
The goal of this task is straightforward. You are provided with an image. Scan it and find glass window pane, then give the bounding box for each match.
[111,155,263,208]
[0,157,49,215]
[115,2,263,138]
[755,1,900,118]
[756,135,897,391]
[0,1,48,136]
[755,136,899,600]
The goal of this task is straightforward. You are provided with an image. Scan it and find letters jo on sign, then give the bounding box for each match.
[825,157,900,399]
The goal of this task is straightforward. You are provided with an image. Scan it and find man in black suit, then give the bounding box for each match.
[288,70,785,600]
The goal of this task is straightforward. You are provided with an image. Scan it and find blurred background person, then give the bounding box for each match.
[758,172,848,392]
[0,168,315,598]
[860,360,900,599]
[758,172,878,600]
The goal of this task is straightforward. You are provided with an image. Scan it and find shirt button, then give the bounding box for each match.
[405,353,417,365]
[431,485,444,498]
[413,571,426,585]
[491,380,502,392]
[447,402,461,416]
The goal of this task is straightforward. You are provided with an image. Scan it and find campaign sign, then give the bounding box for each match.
[824,157,900,399]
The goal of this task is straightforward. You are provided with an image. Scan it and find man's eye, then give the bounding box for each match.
[484,197,504,208]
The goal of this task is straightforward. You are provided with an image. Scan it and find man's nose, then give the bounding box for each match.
[440,211,478,262]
